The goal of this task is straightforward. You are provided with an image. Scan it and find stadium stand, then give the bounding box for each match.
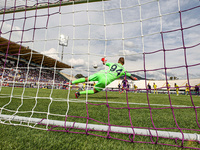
[59,72,76,81]
[0,37,73,89]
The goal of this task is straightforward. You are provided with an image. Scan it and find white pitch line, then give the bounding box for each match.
[69,99,199,108]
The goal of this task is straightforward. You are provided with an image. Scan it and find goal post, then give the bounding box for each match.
[0,0,108,15]
[1,114,200,141]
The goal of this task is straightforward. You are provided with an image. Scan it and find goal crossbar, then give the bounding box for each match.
[0,114,199,141]
[0,0,108,15]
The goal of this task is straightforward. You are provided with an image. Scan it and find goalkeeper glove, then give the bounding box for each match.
[101,58,107,63]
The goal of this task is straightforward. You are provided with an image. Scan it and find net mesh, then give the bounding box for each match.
[0,0,200,149]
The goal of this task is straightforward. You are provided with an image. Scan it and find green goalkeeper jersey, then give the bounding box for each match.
[102,62,131,83]
[88,62,131,91]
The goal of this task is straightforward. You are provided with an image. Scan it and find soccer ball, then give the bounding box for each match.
[93,64,98,69]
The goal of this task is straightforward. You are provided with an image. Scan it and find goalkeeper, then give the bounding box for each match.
[72,57,137,98]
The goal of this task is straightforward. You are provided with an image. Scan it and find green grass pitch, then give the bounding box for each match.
[0,87,199,149]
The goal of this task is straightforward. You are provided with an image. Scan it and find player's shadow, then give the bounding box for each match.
[88,96,119,99]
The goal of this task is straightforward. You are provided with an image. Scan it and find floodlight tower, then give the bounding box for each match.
[59,34,68,61]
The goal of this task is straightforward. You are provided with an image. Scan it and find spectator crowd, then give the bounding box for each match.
[0,58,68,89]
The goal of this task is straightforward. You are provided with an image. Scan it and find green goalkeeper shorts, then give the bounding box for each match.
[88,72,107,92]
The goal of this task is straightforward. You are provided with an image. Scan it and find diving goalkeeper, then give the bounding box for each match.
[72,57,137,98]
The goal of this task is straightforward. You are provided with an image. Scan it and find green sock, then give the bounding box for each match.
[72,78,86,84]
[80,90,95,95]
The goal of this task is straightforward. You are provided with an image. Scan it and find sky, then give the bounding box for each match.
[0,0,200,80]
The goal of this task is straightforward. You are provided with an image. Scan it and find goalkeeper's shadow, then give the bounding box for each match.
[87,96,119,99]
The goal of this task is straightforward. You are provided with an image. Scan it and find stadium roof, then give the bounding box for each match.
[0,37,71,69]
